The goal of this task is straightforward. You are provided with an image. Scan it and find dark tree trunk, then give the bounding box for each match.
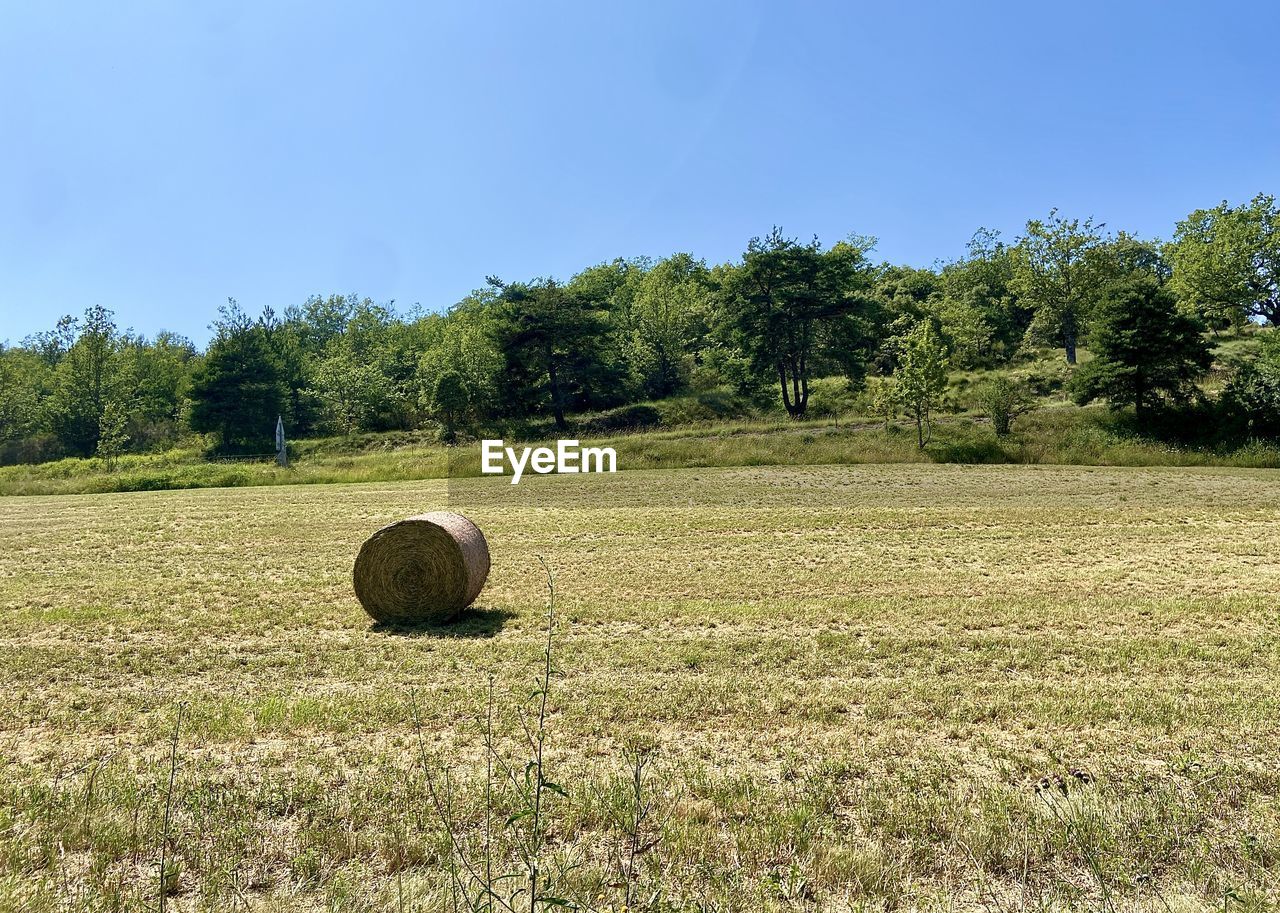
[656,346,675,398]
[1062,307,1079,364]
[778,358,808,418]
[1261,298,1280,328]
[778,365,796,416]
[797,351,809,415]
[547,356,567,429]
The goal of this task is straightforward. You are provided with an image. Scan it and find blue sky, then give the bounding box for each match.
[2,0,1277,345]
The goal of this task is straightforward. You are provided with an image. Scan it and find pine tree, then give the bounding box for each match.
[1071,276,1211,418]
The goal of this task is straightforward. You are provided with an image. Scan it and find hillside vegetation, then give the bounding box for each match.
[4,195,1279,479]
[4,347,1278,496]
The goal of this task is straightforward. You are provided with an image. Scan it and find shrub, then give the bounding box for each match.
[865,376,900,428]
[1220,333,1280,438]
[977,375,1037,435]
[653,390,755,425]
[0,433,64,466]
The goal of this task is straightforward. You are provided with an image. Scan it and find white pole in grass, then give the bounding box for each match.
[275,415,288,467]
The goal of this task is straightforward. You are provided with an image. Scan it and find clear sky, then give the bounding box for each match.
[2,0,1277,345]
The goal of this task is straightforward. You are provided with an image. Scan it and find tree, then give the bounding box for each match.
[96,396,131,470]
[307,352,395,436]
[430,370,472,442]
[627,253,711,398]
[873,266,941,367]
[0,347,52,446]
[487,277,613,429]
[977,375,1036,436]
[50,306,123,456]
[281,293,356,355]
[562,259,645,405]
[865,374,900,429]
[258,304,319,435]
[1070,276,1211,418]
[717,229,876,418]
[1104,231,1170,284]
[1011,211,1109,364]
[415,294,503,422]
[117,331,197,450]
[568,258,646,329]
[933,289,994,369]
[1170,193,1280,328]
[937,229,1029,367]
[895,320,948,448]
[187,303,287,453]
[23,315,79,366]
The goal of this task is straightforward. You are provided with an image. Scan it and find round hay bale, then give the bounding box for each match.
[353,511,490,625]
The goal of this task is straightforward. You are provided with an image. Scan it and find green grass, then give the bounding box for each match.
[3,463,1280,910]
[5,341,1278,497]
[0,445,453,496]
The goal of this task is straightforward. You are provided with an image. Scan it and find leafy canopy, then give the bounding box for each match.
[1010,211,1110,364]
[1170,193,1280,328]
[717,228,877,418]
[895,319,948,448]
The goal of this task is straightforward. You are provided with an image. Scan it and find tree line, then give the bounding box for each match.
[1,193,1277,464]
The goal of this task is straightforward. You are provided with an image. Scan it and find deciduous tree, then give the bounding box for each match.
[307,353,395,435]
[1221,331,1280,437]
[430,370,472,442]
[1011,211,1109,364]
[0,347,51,446]
[936,230,1029,367]
[895,320,948,448]
[1170,193,1279,328]
[628,253,711,398]
[50,306,124,456]
[96,396,131,470]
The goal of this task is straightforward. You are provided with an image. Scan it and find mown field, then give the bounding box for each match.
[2,464,1279,911]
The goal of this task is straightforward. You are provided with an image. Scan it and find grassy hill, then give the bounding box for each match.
[4,404,1277,497]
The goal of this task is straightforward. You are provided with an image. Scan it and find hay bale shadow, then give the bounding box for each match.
[371,605,513,639]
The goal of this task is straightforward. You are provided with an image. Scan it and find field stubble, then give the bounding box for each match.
[1,463,1279,910]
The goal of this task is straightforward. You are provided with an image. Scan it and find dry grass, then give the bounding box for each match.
[5,406,1280,497]
[2,464,1279,910]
